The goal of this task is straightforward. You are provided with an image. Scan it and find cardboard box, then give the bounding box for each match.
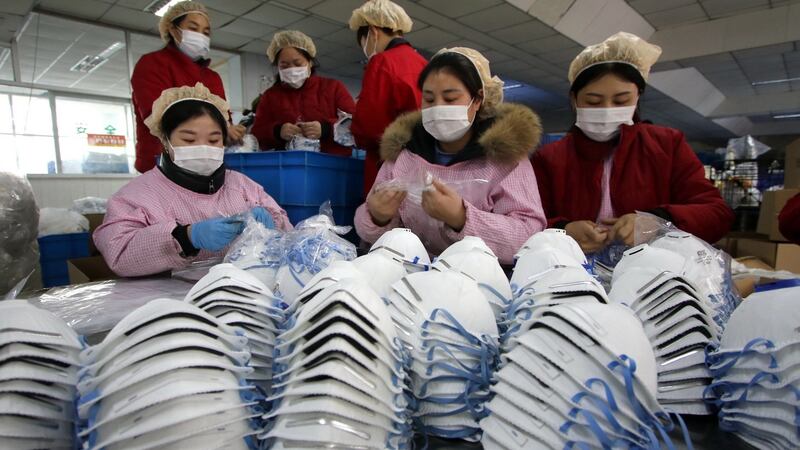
[786,138,800,189]
[733,257,774,299]
[67,256,117,285]
[757,189,800,241]
[736,238,800,274]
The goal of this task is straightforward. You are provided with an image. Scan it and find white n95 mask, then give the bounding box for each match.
[178,29,210,61]
[575,106,636,142]
[422,99,475,143]
[279,66,310,89]
[169,143,224,176]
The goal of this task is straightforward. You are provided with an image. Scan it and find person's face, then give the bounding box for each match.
[167,113,223,158]
[421,69,482,120]
[573,73,639,109]
[170,13,211,43]
[277,47,310,70]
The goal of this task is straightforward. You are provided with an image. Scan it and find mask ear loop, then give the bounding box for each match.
[706,337,776,378]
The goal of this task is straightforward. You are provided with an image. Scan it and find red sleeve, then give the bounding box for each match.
[779,193,800,245]
[531,147,569,228]
[352,60,396,152]
[250,90,282,151]
[334,80,356,115]
[660,131,734,243]
[131,55,172,130]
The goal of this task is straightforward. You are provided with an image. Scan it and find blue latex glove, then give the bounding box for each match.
[251,207,275,229]
[190,216,244,252]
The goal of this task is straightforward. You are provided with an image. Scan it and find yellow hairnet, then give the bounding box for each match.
[267,31,317,63]
[145,83,230,141]
[568,32,662,85]
[348,0,413,33]
[433,47,505,119]
[159,1,210,43]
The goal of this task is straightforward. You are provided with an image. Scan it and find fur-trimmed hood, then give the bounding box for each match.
[379,103,542,164]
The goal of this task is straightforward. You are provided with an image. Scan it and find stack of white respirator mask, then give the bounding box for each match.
[184,263,287,395]
[77,299,262,450]
[352,228,431,298]
[385,270,500,442]
[609,244,721,415]
[482,302,691,450]
[705,281,800,450]
[264,277,413,449]
[0,301,82,450]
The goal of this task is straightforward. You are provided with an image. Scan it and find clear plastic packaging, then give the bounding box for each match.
[724,135,770,161]
[0,171,40,298]
[71,196,107,215]
[286,136,321,152]
[333,109,355,147]
[171,257,224,284]
[373,171,490,207]
[223,213,285,290]
[226,134,259,153]
[38,207,90,237]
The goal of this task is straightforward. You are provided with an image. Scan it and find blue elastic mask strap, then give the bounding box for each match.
[607,355,651,423]
[706,337,776,377]
[477,282,510,305]
[423,308,481,347]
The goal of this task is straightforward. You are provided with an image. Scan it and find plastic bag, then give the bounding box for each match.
[333,109,355,147]
[634,212,739,329]
[223,213,285,290]
[226,134,259,153]
[274,201,356,304]
[171,257,224,283]
[724,135,770,160]
[71,196,107,214]
[287,135,321,152]
[38,207,89,237]
[0,171,40,298]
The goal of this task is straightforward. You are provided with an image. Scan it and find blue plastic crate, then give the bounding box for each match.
[224,151,365,207]
[38,232,90,287]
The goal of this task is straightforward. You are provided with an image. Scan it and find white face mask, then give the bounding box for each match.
[177,29,210,61]
[575,105,636,142]
[169,142,224,176]
[361,30,377,61]
[421,99,475,143]
[279,66,310,89]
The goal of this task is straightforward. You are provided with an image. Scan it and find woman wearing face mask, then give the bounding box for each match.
[354,48,547,265]
[250,31,356,155]
[532,32,733,253]
[348,0,428,194]
[131,1,246,173]
[95,84,291,278]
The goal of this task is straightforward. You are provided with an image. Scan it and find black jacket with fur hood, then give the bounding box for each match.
[379,103,543,166]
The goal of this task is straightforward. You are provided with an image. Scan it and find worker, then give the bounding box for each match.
[532,32,734,253]
[349,0,428,195]
[354,48,547,265]
[779,193,800,245]
[95,84,291,278]
[131,1,245,173]
[250,31,356,155]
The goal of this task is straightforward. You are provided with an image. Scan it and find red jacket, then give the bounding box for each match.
[779,193,800,245]
[532,123,734,244]
[352,40,427,195]
[131,44,227,173]
[250,74,355,156]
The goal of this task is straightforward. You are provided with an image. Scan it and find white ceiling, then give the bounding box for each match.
[0,0,797,141]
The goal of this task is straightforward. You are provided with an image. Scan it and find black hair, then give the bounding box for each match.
[570,62,646,96]
[161,100,228,142]
[356,25,402,45]
[274,47,318,82]
[417,52,483,100]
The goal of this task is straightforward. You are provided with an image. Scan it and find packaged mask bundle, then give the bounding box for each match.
[224,213,285,290]
[0,171,39,298]
[333,109,355,147]
[286,136,320,152]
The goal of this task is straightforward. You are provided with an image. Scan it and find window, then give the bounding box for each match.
[0,88,57,174]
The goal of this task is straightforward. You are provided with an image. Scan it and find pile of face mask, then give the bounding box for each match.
[353,228,431,297]
[0,301,81,450]
[184,263,287,396]
[76,299,262,450]
[264,278,413,449]
[609,244,721,415]
[482,302,689,449]
[504,229,606,342]
[705,281,800,450]
[386,268,500,442]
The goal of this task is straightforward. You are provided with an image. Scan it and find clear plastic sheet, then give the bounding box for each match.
[286,136,320,152]
[71,196,107,215]
[333,109,355,147]
[0,171,40,298]
[171,257,224,284]
[25,278,194,336]
[722,135,771,160]
[226,134,259,153]
[38,207,90,237]
[223,213,285,290]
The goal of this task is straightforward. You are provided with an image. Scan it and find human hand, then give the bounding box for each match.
[421,180,466,231]
[250,207,275,229]
[280,123,302,141]
[227,124,246,143]
[189,216,245,252]
[298,121,322,140]
[602,213,638,247]
[367,188,406,226]
[565,220,609,253]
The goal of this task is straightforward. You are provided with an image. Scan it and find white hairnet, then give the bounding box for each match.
[159,1,210,43]
[144,83,230,141]
[348,0,413,33]
[267,30,317,63]
[433,47,504,119]
[568,32,662,85]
